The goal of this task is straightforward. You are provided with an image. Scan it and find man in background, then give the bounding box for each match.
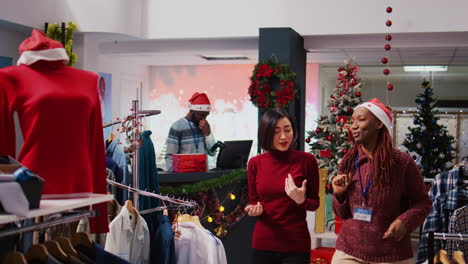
[165,92,217,171]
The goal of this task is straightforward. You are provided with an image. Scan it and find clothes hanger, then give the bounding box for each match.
[43,240,69,263]
[3,252,27,264]
[55,237,79,258]
[452,233,466,264]
[125,199,138,216]
[26,244,49,263]
[71,232,93,249]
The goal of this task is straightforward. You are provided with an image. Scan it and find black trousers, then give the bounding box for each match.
[252,249,310,264]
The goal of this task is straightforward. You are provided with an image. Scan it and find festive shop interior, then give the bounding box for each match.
[0,1,467,264]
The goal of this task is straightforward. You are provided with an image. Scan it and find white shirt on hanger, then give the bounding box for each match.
[105,206,150,264]
[174,221,227,264]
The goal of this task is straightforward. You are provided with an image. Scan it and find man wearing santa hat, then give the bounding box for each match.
[165,92,217,171]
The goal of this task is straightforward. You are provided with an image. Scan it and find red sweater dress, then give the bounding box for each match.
[0,60,108,233]
[247,149,320,253]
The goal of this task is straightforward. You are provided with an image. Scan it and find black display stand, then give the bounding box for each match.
[159,170,256,264]
[258,27,307,151]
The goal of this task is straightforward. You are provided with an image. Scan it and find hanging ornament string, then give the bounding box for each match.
[383,2,394,105]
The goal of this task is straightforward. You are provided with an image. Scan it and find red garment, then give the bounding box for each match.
[0,61,108,233]
[247,149,320,253]
[332,147,432,262]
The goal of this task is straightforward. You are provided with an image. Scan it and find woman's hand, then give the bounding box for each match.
[383,219,407,241]
[332,173,352,196]
[245,202,263,216]
[285,174,307,204]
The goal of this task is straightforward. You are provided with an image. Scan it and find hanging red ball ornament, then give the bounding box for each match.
[330,95,335,99]
[387,84,394,91]
[386,20,392,27]
[385,34,392,41]
[327,135,333,141]
[383,69,390,75]
[347,107,353,113]
[386,7,393,13]
[340,92,344,96]
[355,92,361,97]
[381,57,389,64]
[385,44,391,51]
[305,138,311,143]
[343,149,348,154]
[326,184,332,191]
[316,128,322,133]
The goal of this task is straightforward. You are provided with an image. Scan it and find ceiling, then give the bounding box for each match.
[97,31,468,67]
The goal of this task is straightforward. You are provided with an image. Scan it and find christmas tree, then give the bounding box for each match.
[306,58,363,189]
[402,81,456,178]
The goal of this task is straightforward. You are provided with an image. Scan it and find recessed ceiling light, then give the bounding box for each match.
[200,55,249,61]
[403,66,448,72]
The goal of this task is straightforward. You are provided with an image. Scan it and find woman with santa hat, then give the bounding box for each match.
[331,98,431,264]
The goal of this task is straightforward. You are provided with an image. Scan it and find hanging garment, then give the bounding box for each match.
[417,167,468,263]
[446,205,468,261]
[106,140,131,203]
[138,130,160,234]
[106,157,124,204]
[174,221,227,264]
[0,30,107,233]
[105,206,150,264]
[150,215,176,264]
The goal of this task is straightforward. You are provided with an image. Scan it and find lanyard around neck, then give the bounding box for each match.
[355,155,372,205]
[185,117,199,151]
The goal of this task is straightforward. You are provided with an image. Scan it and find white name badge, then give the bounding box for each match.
[353,206,372,222]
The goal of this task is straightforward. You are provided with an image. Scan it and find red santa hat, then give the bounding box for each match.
[17,29,69,66]
[354,98,393,137]
[188,92,211,112]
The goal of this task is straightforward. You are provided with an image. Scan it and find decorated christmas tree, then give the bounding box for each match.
[402,81,456,178]
[306,58,363,189]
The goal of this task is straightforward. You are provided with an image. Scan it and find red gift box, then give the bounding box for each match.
[172,154,207,172]
[310,247,336,264]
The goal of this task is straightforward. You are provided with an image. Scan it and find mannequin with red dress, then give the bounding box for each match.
[0,29,108,233]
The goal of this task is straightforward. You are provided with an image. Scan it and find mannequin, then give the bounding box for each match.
[0,29,107,233]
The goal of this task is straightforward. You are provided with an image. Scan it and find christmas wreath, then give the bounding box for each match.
[248,60,297,110]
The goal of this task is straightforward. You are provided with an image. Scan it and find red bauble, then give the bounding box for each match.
[343,149,348,154]
[347,107,352,113]
[381,57,389,64]
[327,135,333,141]
[337,67,344,72]
[305,138,311,143]
[386,7,393,13]
[326,184,332,191]
[330,95,335,99]
[355,92,361,97]
[387,84,394,91]
[385,34,392,41]
[383,69,390,75]
[384,44,391,51]
[316,128,322,133]
[340,92,344,96]
[386,20,392,27]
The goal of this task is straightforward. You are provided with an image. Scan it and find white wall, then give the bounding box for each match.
[0,0,145,37]
[144,0,468,38]
[2,0,468,39]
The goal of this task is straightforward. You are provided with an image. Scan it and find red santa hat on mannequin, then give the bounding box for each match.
[188,92,211,112]
[17,29,69,66]
[354,98,393,137]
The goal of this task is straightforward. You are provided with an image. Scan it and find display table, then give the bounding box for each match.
[0,193,113,225]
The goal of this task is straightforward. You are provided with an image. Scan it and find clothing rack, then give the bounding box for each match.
[427,231,468,264]
[102,110,161,128]
[0,210,97,239]
[106,179,197,208]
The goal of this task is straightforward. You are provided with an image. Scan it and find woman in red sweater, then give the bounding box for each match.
[331,98,432,264]
[245,109,320,264]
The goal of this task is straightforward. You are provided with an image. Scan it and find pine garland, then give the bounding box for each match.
[45,22,78,66]
[160,169,246,195]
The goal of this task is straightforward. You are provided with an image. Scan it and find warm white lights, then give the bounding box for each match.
[403,66,448,72]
